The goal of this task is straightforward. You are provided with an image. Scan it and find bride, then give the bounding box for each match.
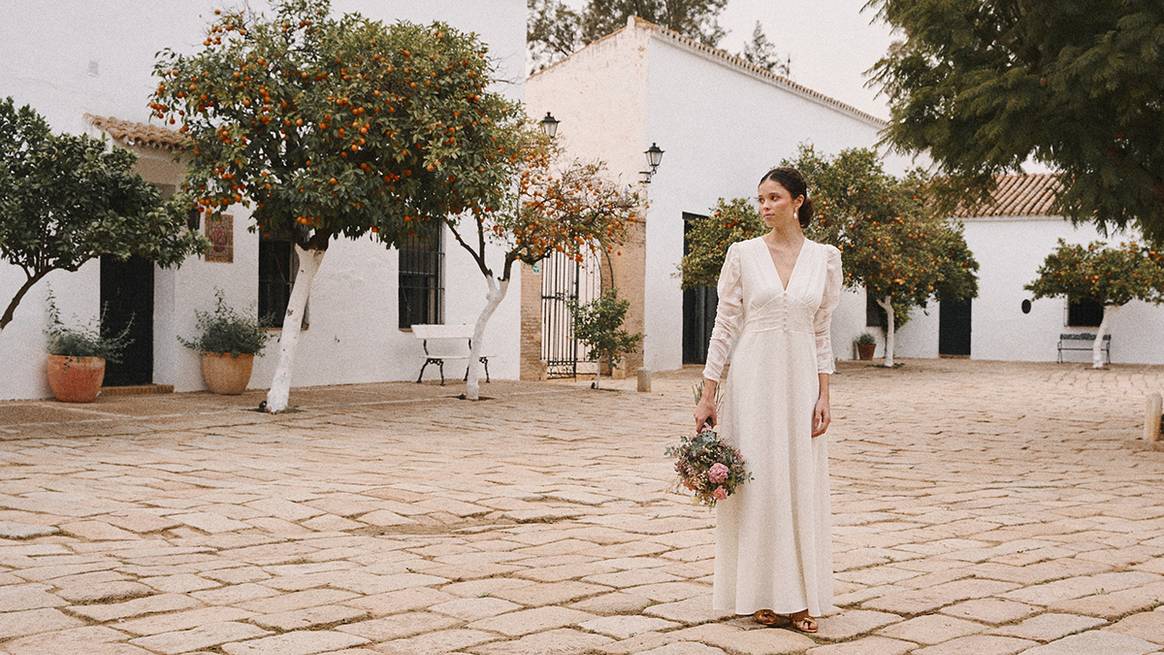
[694,166,843,633]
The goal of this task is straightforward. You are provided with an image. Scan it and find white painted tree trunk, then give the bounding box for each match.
[465,277,508,401]
[877,295,896,368]
[1093,305,1117,369]
[265,245,325,413]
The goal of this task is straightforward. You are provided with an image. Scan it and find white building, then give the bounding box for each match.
[896,174,1164,365]
[523,17,914,375]
[0,0,527,400]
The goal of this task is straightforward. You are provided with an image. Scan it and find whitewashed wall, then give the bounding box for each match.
[956,217,1164,364]
[642,35,897,372]
[0,0,526,399]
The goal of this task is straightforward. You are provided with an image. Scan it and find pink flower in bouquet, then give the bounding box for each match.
[707,462,729,484]
[712,486,728,501]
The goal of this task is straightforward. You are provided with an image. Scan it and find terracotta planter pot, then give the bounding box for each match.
[201,352,254,395]
[46,355,106,403]
[857,343,876,361]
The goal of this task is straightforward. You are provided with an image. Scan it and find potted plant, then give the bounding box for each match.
[568,288,643,390]
[180,291,270,395]
[44,292,132,403]
[855,332,877,361]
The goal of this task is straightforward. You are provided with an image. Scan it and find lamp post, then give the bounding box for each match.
[639,142,665,184]
[539,112,560,139]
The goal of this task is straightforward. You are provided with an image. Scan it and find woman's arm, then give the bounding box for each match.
[695,244,743,432]
[812,373,830,437]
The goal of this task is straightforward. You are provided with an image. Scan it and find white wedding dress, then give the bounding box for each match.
[702,236,842,617]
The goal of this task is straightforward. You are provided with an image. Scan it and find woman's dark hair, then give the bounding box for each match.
[759,167,814,227]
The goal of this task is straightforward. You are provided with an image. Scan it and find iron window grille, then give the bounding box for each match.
[398,222,444,329]
[1066,298,1103,327]
[866,293,888,328]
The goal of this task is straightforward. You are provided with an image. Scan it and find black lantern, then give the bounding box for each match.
[539,112,560,138]
[644,142,664,171]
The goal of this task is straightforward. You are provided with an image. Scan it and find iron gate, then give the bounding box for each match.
[541,248,602,378]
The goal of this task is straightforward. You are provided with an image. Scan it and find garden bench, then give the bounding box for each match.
[1057,333,1111,364]
[411,324,491,385]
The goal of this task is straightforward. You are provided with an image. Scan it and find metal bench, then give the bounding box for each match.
[1057,333,1111,364]
[411,324,491,385]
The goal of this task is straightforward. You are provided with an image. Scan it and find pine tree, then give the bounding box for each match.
[740,21,786,75]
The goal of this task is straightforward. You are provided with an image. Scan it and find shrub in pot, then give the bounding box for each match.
[44,292,132,403]
[180,291,270,395]
[855,332,877,361]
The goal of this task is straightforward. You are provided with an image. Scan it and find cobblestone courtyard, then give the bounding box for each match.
[0,359,1162,655]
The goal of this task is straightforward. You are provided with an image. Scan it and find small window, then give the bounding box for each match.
[1067,298,1103,327]
[258,237,306,328]
[866,293,887,328]
[398,222,444,329]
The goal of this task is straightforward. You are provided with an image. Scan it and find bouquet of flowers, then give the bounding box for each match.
[666,429,751,508]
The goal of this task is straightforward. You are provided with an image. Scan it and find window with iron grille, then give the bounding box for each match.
[258,237,304,328]
[398,222,444,329]
[866,293,887,328]
[1067,298,1103,327]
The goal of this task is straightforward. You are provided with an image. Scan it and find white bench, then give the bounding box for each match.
[411,324,491,385]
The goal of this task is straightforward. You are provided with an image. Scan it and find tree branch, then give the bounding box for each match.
[0,268,51,330]
[447,219,491,278]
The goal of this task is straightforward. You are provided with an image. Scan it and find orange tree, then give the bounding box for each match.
[680,146,978,367]
[1026,240,1164,368]
[796,146,978,367]
[450,126,639,400]
[150,0,522,412]
[0,98,203,332]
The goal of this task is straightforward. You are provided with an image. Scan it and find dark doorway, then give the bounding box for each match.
[939,297,971,357]
[100,255,154,386]
[682,212,718,365]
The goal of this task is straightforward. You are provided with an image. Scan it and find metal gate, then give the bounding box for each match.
[541,248,602,378]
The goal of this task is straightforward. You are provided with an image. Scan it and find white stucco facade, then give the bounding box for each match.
[898,217,1164,365]
[525,18,908,373]
[0,0,527,400]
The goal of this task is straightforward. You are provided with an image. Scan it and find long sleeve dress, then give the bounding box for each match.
[702,236,843,617]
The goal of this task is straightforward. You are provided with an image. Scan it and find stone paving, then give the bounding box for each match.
[0,358,1162,655]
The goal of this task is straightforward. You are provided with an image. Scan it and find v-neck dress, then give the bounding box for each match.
[702,236,843,616]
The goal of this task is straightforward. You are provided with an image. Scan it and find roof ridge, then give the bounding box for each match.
[528,16,887,127]
[629,16,886,127]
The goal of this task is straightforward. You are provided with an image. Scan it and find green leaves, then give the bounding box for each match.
[679,145,979,327]
[528,0,728,69]
[679,198,764,290]
[870,0,1164,244]
[0,97,205,329]
[152,0,523,251]
[178,289,271,355]
[1026,239,1164,307]
[568,288,642,370]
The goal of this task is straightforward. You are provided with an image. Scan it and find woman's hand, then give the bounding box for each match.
[694,399,717,434]
[811,396,831,437]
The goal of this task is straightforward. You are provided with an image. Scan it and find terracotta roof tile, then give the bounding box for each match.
[953,173,1062,218]
[85,114,189,151]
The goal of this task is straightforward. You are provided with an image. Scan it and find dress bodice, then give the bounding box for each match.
[702,237,843,380]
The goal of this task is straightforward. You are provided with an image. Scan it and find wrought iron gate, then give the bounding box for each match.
[541,248,602,378]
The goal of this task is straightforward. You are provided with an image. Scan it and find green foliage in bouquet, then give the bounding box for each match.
[665,430,751,509]
[855,332,876,347]
[44,290,133,363]
[179,290,271,356]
